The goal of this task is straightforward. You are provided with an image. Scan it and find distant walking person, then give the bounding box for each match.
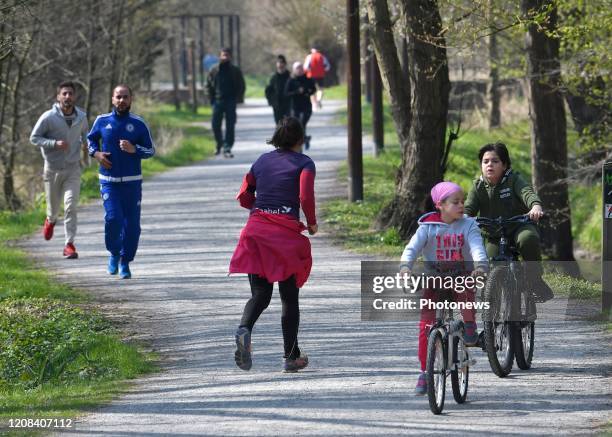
[265,54,291,124]
[206,48,246,158]
[285,62,316,150]
[229,117,317,373]
[30,81,89,259]
[304,46,330,110]
[87,84,155,279]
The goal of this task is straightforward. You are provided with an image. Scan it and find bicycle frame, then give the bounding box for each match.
[430,297,470,373]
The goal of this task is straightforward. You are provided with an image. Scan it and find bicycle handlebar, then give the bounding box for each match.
[476,214,547,230]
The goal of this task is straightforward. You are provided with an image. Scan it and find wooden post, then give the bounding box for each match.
[180,16,188,87]
[189,40,198,113]
[371,52,384,156]
[363,15,372,103]
[168,36,181,111]
[228,14,234,55]
[347,0,363,202]
[603,160,612,313]
[198,16,205,89]
[236,15,241,66]
[219,15,224,48]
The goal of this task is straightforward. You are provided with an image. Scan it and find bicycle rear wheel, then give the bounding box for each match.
[483,266,515,377]
[451,336,469,403]
[426,329,446,415]
[513,286,536,370]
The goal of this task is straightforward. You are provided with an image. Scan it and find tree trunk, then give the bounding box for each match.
[488,0,501,129]
[82,0,99,167]
[522,0,576,264]
[367,0,450,239]
[107,0,126,109]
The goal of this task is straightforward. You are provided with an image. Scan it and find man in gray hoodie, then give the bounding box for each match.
[30,81,89,259]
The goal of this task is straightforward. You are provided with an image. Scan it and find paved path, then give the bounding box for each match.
[21,100,611,436]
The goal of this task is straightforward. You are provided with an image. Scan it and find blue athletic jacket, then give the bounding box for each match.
[87,109,155,183]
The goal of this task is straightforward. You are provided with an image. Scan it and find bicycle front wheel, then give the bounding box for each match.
[483,266,515,377]
[451,336,469,404]
[426,329,446,415]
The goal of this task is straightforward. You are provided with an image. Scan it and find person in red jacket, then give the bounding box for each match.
[304,47,330,110]
[229,116,317,373]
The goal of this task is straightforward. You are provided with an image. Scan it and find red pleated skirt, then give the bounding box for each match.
[229,210,312,288]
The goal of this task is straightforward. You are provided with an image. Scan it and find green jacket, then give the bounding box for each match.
[464,169,541,220]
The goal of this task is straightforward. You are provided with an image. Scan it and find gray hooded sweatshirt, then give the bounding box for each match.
[30,103,88,171]
[400,211,489,273]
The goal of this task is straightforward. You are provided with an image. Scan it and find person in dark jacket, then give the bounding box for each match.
[284,62,316,150]
[206,48,246,158]
[265,55,291,124]
[464,142,554,302]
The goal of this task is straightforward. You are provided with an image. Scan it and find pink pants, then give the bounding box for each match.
[418,288,476,371]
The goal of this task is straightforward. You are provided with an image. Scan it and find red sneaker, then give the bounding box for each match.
[43,218,55,240]
[63,243,78,259]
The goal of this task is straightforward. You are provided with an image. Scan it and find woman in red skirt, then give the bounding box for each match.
[229,116,317,373]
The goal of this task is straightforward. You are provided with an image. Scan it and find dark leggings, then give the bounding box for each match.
[239,274,301,359]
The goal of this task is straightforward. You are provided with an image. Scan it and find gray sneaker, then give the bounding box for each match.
[234,327,252,371]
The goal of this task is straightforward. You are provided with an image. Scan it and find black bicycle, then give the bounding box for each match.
[476,215,538,377]
[426,289,473,414]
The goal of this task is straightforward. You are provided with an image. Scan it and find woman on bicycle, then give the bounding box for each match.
[400,181,488,395]
[229,116,317,373]
[464,142,553,303]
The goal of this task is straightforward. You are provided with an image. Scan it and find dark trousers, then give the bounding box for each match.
[273,103,291,125]
[100,181,142,263]
[486,224,543,276]
[212,100,237,152]
[292,108,312,134]
[239,274,301,359]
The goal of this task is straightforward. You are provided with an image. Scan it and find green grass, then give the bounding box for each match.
[542,272,601,299]
[245,74,269,99]
[0,102,214,424]
[323,84,348,100]
[0,248,79,301]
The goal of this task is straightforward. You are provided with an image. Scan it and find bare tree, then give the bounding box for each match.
[0,0,166,210]
[367,0,450,239]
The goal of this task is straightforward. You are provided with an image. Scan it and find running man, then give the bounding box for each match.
[87,84,155,279]
[304,46,330,110]
[30,81,89,259]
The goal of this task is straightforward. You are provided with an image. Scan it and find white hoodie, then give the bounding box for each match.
[400,212,488,272]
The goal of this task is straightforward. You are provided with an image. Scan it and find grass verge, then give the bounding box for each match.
[0,102,214,426]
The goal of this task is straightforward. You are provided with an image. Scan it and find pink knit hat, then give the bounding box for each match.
[431,181,463,205]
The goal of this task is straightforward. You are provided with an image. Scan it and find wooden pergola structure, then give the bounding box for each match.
[168,14,241,112]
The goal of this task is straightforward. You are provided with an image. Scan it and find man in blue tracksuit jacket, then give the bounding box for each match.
[87,84,155,279]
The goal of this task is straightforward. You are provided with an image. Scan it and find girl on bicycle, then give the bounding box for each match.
[400,181,489,396]
[464,142,553,302]
[229,116,317,373]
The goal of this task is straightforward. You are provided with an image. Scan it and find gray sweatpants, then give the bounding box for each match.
[43,165,81,244]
